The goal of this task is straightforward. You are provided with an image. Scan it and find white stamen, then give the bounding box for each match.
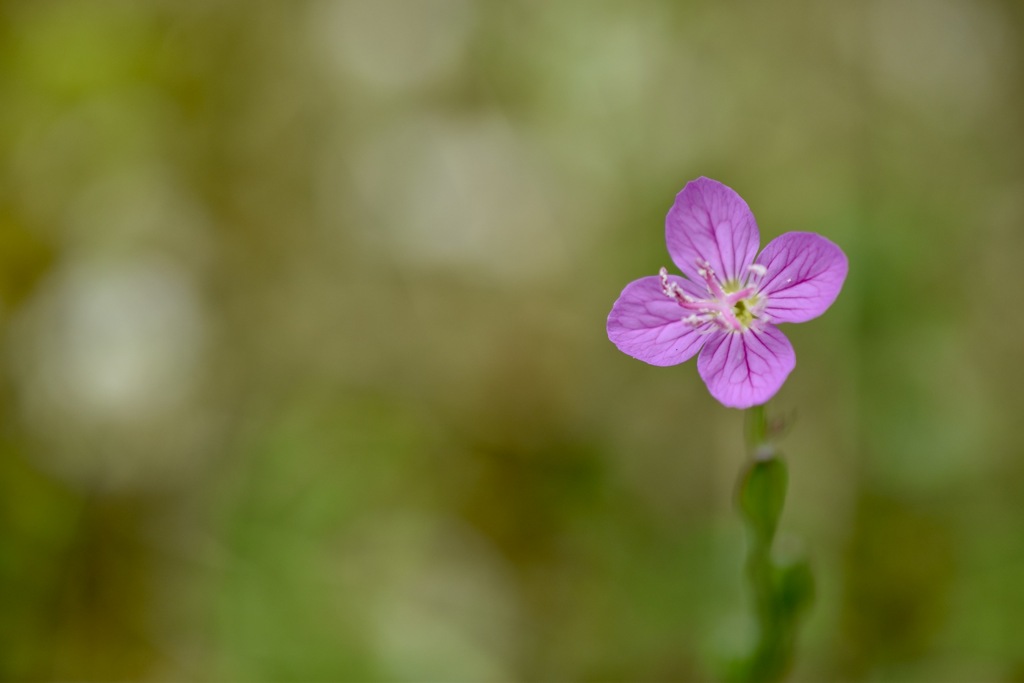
[660,266,698,305]
[748,264,767,277]
[658,267,673,297]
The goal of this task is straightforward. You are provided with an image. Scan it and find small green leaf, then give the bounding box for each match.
[737,456,788,545]
[776,557,815,620]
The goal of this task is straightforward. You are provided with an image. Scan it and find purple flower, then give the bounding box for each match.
[607,177,848,409]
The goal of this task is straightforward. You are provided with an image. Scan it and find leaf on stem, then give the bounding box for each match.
[737,456,788,545]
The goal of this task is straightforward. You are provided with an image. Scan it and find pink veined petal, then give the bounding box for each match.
[755,232,848,324]
[607,275,712,366]
[696,326,795,409]
[666,177,761,284]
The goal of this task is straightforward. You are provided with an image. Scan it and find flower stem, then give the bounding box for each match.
[733,404,813,683]
[745,403,769,456]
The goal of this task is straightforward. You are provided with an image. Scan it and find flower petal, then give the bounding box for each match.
[607,275,709,366]
[666,177,760,283]
[755,232,848,324]
[697,326,795,409]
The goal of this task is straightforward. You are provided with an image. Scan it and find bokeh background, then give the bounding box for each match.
[1,1,1022,681]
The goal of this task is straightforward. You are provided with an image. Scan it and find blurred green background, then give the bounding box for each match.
[1,1,1022,681]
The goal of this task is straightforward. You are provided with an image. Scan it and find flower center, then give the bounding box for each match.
[659,262,765,333]
[732,297,756,327]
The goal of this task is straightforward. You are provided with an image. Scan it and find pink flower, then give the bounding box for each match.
[607,177,848,409]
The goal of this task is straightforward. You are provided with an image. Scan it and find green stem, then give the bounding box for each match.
[745,403,769,454]
[734,403,811,683]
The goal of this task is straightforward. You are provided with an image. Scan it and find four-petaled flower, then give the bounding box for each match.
[606,177,848,409]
